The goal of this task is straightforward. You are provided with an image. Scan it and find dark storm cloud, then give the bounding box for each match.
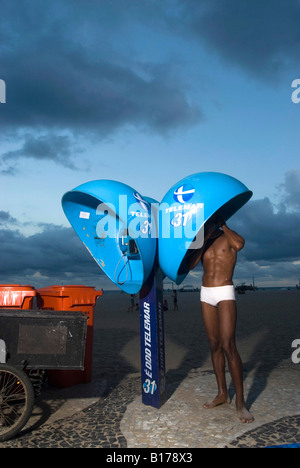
[2,0,299,144]
[0,211,17,225]
[278,170,300,211]
[2,134,81,170]
[2,0,298,174]
[234,258,300,287]
[2,50,200,133]
[178,0,300,79]
[2,134,77,169]
[232,197,300,263]
[0,224,101,284]
[0,1,201,137]
[213,171,300,284]
[0,212,10,222]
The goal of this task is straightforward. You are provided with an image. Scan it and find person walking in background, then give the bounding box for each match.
[128,294,135,313]
[173,289,178,311]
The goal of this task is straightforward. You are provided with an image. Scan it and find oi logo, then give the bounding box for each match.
[133,192,150,212]
[173,184,195,204]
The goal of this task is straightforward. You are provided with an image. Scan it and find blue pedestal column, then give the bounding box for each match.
[139,266,166,409]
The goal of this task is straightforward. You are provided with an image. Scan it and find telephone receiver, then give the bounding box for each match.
[114,227,140,286]
[118,229,140,257]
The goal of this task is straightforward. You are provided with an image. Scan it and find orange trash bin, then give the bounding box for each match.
[0,284,36,309]
[37,285,103,387]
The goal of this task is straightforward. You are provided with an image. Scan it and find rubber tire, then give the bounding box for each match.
[0,365,35,442]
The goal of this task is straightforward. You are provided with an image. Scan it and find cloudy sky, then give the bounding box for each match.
[1,0,300,290]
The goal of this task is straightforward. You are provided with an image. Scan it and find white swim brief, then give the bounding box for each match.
[200,285,236,307]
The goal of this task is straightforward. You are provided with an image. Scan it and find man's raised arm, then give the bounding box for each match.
[220,220,245,252]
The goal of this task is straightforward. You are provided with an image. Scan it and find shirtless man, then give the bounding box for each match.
[187,218,254,424]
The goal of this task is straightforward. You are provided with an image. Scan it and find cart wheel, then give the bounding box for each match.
[0,364,35,442]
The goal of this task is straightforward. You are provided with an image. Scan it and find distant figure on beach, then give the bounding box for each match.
[173,290,178,311]
[128,294,135,313]
[163,299,169,311]
[187,217,254,424]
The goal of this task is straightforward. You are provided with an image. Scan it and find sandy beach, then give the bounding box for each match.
[92,289,300,383]
[1,289,299,448]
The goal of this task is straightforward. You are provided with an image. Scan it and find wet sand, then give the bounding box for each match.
[93,289,300,382]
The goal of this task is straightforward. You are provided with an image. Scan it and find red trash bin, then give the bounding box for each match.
[37,285,103,387]
[0,284,36,309]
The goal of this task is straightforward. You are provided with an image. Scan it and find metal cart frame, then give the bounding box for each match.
[0,309,87,442]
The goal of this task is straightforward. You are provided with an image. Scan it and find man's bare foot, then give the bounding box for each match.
[237,405,255,424]
[203,394,230,409]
